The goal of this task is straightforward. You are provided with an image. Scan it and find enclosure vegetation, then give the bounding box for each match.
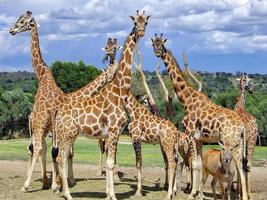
[0,61,266,145]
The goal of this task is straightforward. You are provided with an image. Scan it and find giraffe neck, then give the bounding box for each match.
[30,20,47,81]
[110,30,138,98]
[161,50,196,107]
[234,85,245,112]
[125,93,150,119]
[109,55,115,65]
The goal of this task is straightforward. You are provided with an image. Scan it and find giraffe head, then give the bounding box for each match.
[136,94,150,107]
[102,38,122,64]
[218,140,238,165]
[151,33,168,57]
[237,73,253,94]
[9,11,35,35]
[130,10,150,37]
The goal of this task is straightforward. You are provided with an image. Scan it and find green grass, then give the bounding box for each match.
[0,137,266,167]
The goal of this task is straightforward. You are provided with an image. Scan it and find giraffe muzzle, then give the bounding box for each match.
[9,28,16,35]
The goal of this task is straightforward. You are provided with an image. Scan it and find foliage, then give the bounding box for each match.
[51,60,101,93]
[0,88,32,139]
[0,63,267,145]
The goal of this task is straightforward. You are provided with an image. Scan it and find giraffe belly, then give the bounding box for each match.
[79,125,109,140]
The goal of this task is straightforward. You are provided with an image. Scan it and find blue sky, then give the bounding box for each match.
[0,0,267,73]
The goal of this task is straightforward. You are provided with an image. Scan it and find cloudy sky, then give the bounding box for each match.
[0,0,267,73]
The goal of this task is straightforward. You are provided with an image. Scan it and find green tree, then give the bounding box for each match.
[51,60,101,93]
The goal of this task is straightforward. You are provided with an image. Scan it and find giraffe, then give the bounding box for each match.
[125,92,181,200]
[151,34,248,200]
[234,74,258,200]
[9,11,119,192]
[97,38,121,178]
[54,10,150,200]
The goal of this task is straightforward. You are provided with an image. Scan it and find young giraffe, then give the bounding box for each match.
[54,10,150,200]
[234,74,258,200]
[9,11,119,192]
[97,38,122,177]
[125,92,181,200]
[151,34,248,200]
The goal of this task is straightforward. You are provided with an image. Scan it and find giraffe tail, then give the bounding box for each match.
[242,128,248,172]
[27,116,33,156]
[51,110,59,162]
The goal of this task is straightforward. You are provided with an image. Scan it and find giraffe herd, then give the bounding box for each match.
[9,10,258,200]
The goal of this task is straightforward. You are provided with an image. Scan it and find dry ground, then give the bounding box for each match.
[0,160,266,200]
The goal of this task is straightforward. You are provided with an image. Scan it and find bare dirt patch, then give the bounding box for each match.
[0,160,266,200]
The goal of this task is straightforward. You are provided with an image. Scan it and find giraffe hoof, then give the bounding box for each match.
[53,188,61,195]
[188,194,196,200]
[114,174,120,182]
[42,184,50,190]
[64,194,73,200]
[97,170,103,177]
[68,178,76,187]
[134,191,143,196]
[21,185,30,192]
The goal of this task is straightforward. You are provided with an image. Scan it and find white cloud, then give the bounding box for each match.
[0,30,30,58]
[0,0,267,61]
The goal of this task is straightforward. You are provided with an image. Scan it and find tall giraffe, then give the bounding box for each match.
[125,92,181,200]
[151,34,248,200]
[9,11,119,192]
[54,10,150,200]
[234,74,258,200]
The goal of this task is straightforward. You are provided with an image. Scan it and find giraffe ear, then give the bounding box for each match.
[117,46,123,50]
[218,141,225,150]
[236,78,241,82]
[101,48,106,51]
[150,38,154,43]
[146,15,151,20]
[164,39,168,43]
[26,11,32,16]
[129,16,135,21]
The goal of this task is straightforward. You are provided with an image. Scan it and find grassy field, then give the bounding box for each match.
[0,136,266,167]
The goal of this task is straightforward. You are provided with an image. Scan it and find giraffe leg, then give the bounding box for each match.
[211,178,218,200]
[235,157,248,200]
[51,159,60,193]
[161,144,169,190]
[67,144,76,187]
[173,149,181,195]
[199,168,208,200]
[97,139,105,176]
[105,134,119,200]
[218,179,225,200]
[163,145,176,200]
[247,171,252,200]
[133,139,143,196]
[227,177,233,200]
[27,147,33,178]
[113,145,120,182]
[22,136,43,192]
[188,139,201,200]
[58,144,73,200]
[39,139,49,189]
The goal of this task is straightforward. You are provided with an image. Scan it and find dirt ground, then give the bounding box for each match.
[0,160,266,200]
